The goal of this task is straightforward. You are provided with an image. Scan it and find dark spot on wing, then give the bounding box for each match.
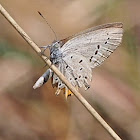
[75,78,77,80]
[66,65,68,69]
[79,75,81,78]
[95,50,98,55]
[107,38,110,40]
[85,76,87,79]
[97,45,100,49]
[95,60,100,65]
[71,56,73,59]
[80,68,83,70]
[105,41,107,44]
[59,83,61,86]
[79,60,83,63]
[86,85,90,89]
[90,56,93,62]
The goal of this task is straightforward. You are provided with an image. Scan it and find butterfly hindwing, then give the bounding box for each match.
[63,53,92,88]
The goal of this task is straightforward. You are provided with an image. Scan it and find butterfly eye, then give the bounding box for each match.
[53,41,61,48]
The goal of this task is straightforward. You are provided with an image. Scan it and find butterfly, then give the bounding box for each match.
[33,22,123,98]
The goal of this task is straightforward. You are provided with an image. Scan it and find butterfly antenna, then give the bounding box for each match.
[38,11,57,40]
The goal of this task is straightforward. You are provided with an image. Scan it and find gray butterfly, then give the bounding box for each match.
[33,22,123,98]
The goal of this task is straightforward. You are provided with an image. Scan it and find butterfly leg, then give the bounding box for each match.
[64,87,73,99]
[75,85,79,91]
[55,88,61,95]
[65,85,79,99]
[40,45,51,55]
[65,87,69,99]
[66,89,72,99]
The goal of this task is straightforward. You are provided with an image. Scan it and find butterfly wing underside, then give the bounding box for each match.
[53,23,123,90]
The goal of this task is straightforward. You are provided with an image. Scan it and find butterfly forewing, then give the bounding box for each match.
[61,23,123,68]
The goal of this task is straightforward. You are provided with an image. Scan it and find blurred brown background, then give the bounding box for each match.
[0,0,140,140]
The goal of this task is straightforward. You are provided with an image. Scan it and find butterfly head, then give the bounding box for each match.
[52,40,62,48]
